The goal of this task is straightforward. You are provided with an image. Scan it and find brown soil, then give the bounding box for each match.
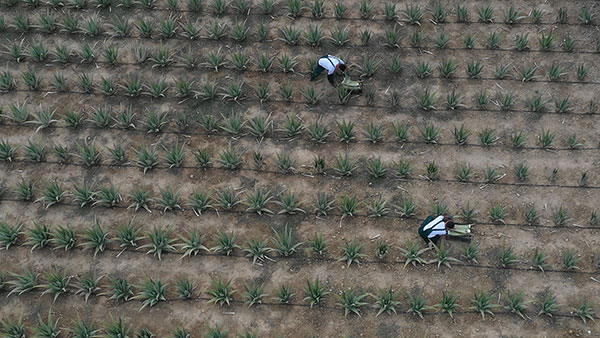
[1,0,600,337]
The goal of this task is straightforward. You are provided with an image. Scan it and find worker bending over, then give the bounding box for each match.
[310,55,346,86]
[418,214,455,246]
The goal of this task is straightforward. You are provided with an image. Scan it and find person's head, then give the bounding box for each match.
[336,64,347,73]
[443,214,454,228]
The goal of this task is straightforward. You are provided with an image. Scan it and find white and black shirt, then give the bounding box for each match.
[422,215,447,238]
[318,55,344,75]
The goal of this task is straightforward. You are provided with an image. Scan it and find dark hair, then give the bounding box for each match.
[338,64,346,72]
[446,221,455,229]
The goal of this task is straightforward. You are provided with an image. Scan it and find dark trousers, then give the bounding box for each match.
[424,235,441,246]
[312,65,326,78]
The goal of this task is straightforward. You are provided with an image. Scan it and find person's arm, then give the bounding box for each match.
[430,221,447,236]
[428,229,447,237]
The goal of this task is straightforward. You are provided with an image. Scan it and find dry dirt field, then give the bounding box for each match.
[1,0,600,337]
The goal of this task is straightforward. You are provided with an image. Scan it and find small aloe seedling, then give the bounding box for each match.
[498,245,518,267]
[51,224,75,251]
[339,194,360,219]
[296,231,319,259]
[115,219,143,254]
[456,162,473,182]
[133,277,167,310]
[339,239,366,267]
[314,193,334,217]
[333,153,359,176]
[562,250,580,270]
[515,33,529,51]
[552,205,569,226]
[460,202,478,223]
[400,241,429,267]
[539,32,555,50]
[244,188,273,215]
[574,299,595,323]
[514,163,529,181]
[504,5,526,24]
[74,273,103,302]
[437,291,459,318]
[15,179,34,201]
[452,125,470,145]
[243,237,273,264]
[41,270,71,302]
[538,290,559,317]
[367,197,390,217]
[139,226,177,261]
[489,201,506,223]
[32,311,61,338]
[275,191,305,215]
[178,228,209,258]
[26,221,51,251]
[505,291,531,319]
[108,278,133,302]
[187,190,213,216]
[531,248,548,272]
[217,146,242,170]
[128,188,152,213]
[244,283,266,307]
[471,290,499,318]
[338,288,369,317]
[462,243,479,263]
[175,278,195,299]
[81,220,109,257]
[420,122,440,143]
[207,276,236,307]
[35,181,66,208]
[428,243,461,269]
[402,3,422,24]
[424,161,439,180]
[0,221,21,250]
[214,187,242,211]
[511,130,527,148]
[93,184,122,208]
[374,288,400,316]
[477,5,494,23]
[303,278,329,308]
[407,289,431,319]
[524,205,539,224]
[7,268,38,296]
[417,88,436,110]
[396,195,416,217]
[211,231,240,256]
[271,226,303,257]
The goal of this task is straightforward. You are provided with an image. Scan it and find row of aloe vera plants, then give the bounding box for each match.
[0,218,593,272]
[1,65,595,109]
[1,12,597,53]
[0,66,598,109]
[0,137,595,189]
[0,312,252,338]
[0,105,593,148]
[0,0,596,26]
[0,266,596,321]
[1,175,594,225]
[0,42,596,83]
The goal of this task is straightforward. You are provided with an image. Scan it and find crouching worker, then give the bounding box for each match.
[418,214,455,246]
[310,55,346,86]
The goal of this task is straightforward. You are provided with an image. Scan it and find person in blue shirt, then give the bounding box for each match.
[418,214,455,246]
[310,54,346,86]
